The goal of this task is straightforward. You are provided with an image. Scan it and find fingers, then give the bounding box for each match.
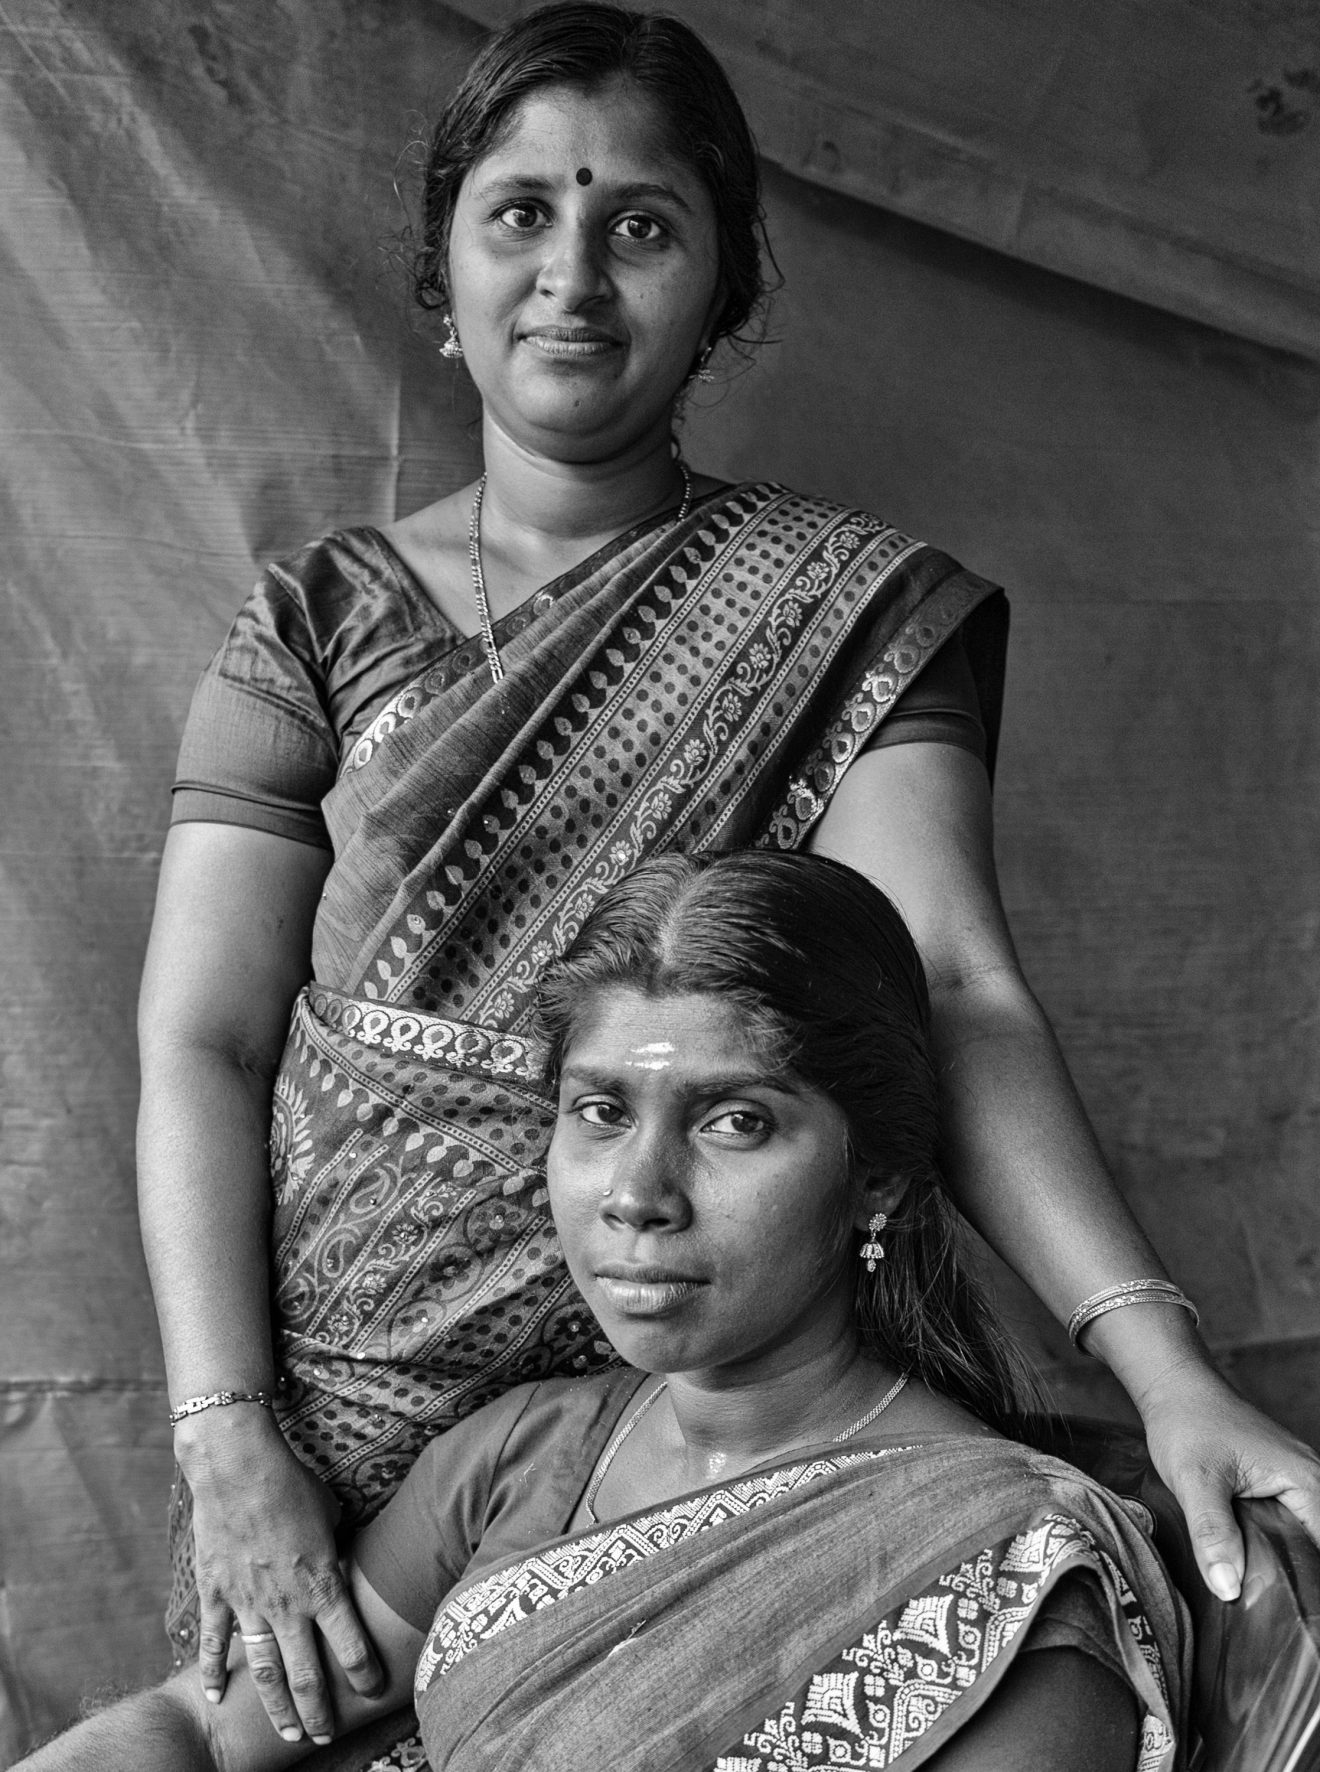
[1277,1469,1320,1548]
[235,1572,381,1743]
[1139,1373,1320,1604]
[197,1599,233,1703]
[1175,1481,1245,1602]
[311,1585,386,1700]
[239,1618,335,1747]
[1233,1443,1320,1553]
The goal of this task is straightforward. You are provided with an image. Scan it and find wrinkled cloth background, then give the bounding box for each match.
[2,0,1317,1757]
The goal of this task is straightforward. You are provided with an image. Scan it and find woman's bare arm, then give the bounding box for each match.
[812,741,1320,1595]
[18,1563,420,1770]
[138,823,383,1732]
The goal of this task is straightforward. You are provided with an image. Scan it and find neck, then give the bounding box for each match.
[477,417,686,546]
[657,1334,890,1487]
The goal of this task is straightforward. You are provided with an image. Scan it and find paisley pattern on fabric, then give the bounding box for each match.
[166,484,1006,1660]
[268,990,611,1520]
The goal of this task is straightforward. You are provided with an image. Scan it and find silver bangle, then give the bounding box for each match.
[1067,1281,1199,1351]
[168,1386,281,1427]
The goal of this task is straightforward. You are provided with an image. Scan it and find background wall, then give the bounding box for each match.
[2,0,1316,1758]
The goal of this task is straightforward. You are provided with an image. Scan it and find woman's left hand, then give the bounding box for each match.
[1137,1359,1320,1600]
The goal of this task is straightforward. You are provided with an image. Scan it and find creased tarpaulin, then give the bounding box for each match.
[451,0,1320,360]
[3,0,1319,1763]
[0,1387,170,1765]
[0,0,482,1756]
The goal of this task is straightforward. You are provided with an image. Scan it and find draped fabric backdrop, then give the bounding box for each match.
[1,0,1316,1758]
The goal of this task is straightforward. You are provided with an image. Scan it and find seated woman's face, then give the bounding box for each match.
[444,78,723,461]
[547,987,862,1379]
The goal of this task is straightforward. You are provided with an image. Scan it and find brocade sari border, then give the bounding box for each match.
[412,1447,1181,1772]
[764,567,1001,848]
[306,984,547,1084]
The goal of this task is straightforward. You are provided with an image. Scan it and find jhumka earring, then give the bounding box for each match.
[860,1212,888,1273]
[439,313,464,361]
[690,342,716,384]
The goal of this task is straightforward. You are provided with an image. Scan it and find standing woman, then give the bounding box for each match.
[142,0,1320,1740]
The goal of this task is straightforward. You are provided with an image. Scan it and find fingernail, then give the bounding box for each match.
[312,1736,332,1746]
[1208,1562,1241,1601]
[203,1688,221,1704]
[280,1727,303,1742]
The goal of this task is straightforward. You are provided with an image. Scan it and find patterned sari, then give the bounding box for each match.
[166,483,1007,1651]
[412,1436,1188,1771]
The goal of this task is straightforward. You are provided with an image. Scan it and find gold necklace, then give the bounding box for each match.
[466,461,695,688]
[581,1369,908,1525]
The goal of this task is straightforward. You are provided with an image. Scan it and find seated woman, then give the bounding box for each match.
[22,852,1189,1772]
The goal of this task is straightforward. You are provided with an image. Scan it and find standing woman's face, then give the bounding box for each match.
[445,78,724,465]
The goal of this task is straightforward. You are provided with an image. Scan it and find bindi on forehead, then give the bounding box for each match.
[575,166,593,186]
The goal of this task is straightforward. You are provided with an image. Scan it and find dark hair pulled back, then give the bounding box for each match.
[411,3,768,348]
[536,849,1035,1435]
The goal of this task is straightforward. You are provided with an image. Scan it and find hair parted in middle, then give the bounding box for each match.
[536,848,1036,1434]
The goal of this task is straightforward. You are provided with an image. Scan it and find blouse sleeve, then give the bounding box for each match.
[170,562,338,850]
[352,1373,641,1632]
[351,1388,539,1632]
[1018,1567,1135,1690]
[862,628,987,765]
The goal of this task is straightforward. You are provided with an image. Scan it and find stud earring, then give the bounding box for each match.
[439,313,464,361]
[860,1212,888,1273]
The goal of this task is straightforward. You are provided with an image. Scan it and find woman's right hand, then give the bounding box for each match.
[178,1404,386,1743]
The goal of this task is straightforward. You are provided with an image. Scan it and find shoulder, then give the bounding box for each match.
[409,1370,638,1486]
[710,484,968,589]
[915,1433,1165,1547]
[212,526,433,712]
[494,1369,641,1458]
[724,481,908,538]
[253,527,404,636]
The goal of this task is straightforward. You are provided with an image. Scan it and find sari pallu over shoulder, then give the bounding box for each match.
[310,482,1007,1023]
[413,1436,1189,1772]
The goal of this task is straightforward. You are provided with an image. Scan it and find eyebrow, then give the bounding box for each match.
[474,173,693,213]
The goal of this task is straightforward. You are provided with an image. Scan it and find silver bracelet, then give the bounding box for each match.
[168,1386,281,1427]
[1067,1280,1199,1351]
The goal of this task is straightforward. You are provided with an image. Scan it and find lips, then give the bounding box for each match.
[593,1262,705,1316]
[520,325,622,358]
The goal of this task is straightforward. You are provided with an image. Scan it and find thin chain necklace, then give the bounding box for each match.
[467,460,694,688]
[581,1369,908,1525]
